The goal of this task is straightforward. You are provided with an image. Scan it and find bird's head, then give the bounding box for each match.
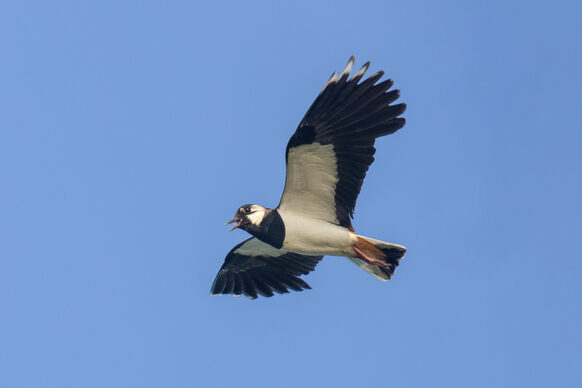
[225,204,268,232]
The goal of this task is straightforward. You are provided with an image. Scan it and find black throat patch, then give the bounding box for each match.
[246,209,285,249]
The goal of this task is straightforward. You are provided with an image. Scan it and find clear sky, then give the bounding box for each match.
[1,1,581,387]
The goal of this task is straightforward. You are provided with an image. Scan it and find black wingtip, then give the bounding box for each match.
[371,70,385,81]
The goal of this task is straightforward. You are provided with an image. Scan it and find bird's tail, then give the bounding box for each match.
[348,235,406,281]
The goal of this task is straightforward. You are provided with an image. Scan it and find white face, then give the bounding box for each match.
[240,204,267,226]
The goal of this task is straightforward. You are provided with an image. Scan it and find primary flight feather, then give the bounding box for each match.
[211,57,407,299]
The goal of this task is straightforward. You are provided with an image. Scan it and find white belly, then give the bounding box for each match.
[279,211,355,256]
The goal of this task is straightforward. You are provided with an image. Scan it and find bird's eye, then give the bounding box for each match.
[244,206,251,213]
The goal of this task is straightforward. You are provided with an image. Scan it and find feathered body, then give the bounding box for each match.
[212,57,408,299]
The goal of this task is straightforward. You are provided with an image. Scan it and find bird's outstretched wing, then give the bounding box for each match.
[210,238,323,299]
[278,57,406,230]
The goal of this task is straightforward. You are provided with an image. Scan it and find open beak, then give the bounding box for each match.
[225,217,242,232]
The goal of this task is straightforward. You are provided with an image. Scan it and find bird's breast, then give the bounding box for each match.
[279,211,354,256]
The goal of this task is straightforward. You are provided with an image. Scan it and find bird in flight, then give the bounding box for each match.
[211,57,407,299]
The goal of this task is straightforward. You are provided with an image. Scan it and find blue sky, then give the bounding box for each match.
[1,1,581,387]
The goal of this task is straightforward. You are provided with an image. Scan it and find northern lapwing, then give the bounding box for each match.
[211,57,407,299]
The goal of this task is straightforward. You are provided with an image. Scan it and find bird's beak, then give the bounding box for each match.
[225,218,242,232]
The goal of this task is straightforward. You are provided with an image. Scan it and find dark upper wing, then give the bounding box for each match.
[210,238,323,299]
[278,57,406,229]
